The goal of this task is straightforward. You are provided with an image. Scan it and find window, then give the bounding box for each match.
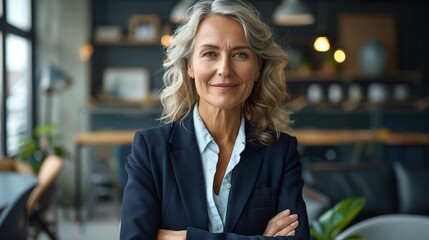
[0,32,3,156]
[0,0,35,158]
[6,35,32,155]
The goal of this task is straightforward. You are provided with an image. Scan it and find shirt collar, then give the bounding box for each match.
[193,105,213,154]
[193,105,246,154]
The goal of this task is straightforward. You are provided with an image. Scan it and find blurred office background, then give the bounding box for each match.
[1,0,428,239]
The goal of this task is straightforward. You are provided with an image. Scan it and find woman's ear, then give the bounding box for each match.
[187,59,194,79]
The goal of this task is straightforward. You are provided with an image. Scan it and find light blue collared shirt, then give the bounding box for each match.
[193,106,246,233]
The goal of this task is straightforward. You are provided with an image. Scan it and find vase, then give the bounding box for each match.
[359,38,387,77]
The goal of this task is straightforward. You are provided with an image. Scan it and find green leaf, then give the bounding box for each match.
[310,222,324,240]
[16,123,69,173]
[18,140,38,159]
[53,145,70,160]
[329,198,365,236]
[34,124,58,137]
[310,197,366,240]
[344,234,364,240]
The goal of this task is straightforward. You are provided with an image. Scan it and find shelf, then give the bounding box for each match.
[94,38,161,46]
[287,70,422,83]
[89,104,162,116]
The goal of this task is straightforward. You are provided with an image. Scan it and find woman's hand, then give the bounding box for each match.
[263,209,299,237]
[157,210,298,239]
[157,229,186,240]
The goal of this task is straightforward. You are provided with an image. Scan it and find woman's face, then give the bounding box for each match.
[188,15,260,112]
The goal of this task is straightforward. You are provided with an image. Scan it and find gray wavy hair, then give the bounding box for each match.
[160,0,292,145]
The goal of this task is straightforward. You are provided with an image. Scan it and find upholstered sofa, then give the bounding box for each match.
[302,162,429,222]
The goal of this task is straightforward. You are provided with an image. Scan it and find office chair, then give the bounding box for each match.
[335,214,429,240]
[27,155,64,240]
[0,156,64,239]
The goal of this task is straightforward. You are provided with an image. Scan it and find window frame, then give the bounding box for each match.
[0,0,36,158]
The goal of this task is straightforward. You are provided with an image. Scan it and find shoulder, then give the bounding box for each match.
[255,131,297,149]
[258,131,298,156]
[278,131,298,146]
[132,122,176,145]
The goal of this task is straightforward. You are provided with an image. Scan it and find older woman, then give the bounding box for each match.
[120,0,309,239]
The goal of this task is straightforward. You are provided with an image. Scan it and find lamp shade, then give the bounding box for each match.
[40,65,72,94]
[273,0,315,26]
[169,0,193,23]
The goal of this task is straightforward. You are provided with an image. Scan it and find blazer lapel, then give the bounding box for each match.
[224,136,264,232]
[169,114,209,230]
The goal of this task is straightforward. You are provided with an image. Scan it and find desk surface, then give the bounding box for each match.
[75,131,135,145]
[75,129,429,146]
[0,173,37,217]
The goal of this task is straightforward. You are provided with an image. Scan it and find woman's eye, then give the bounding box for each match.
[234,52,249,59]
[202,51,217,58]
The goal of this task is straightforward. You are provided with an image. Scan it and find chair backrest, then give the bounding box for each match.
[302,185,330,221]
[0,158,34,175]
[27,155,64,214]
[0,158,16,171]
[303,162,398,222]
[335,214,429,240]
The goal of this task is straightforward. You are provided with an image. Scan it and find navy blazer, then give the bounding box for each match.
[120,114,310,240]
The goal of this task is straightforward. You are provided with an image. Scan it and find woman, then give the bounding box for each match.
[120,0,309,239]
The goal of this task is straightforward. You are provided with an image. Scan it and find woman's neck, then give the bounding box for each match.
[197,104,242,146]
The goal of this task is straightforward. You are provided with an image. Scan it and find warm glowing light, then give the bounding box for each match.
[313,36,330,52]
[161,35,172,47]
[79,43,93,62]
[334,49,346,63]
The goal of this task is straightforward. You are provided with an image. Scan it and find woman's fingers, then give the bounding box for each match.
[157,229,186,240]
[274,220,299,237]
[263,209,299,236]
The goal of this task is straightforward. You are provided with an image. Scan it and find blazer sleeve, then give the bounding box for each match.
[186,136,310,240]
[120,132,161,240]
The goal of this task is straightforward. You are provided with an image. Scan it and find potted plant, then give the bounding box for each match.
[18,124,69,173]
[310,197,366,240]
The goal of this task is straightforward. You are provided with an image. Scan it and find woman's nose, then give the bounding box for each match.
[217,55,232,77]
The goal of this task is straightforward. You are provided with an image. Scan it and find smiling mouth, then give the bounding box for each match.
[211,83,239,89]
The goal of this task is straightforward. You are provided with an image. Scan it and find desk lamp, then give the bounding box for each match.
[273,0,315,26]
[169,0,193,24]
[40,65,72,125]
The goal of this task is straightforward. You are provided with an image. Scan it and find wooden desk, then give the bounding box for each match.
[73,129,429,223]
[0,173,37,212]
[0,173,37,237]
[290,129,377,146]
[75,131,135,145]
[290,129,429,146]
[376,131,429,145]
[74,129,429,146]
[74,130,137,224]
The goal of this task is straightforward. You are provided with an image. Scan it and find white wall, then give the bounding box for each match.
[37,0,89,206]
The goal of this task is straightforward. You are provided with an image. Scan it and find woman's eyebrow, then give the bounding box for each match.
[198,44,251,50]
[232,46,251,51]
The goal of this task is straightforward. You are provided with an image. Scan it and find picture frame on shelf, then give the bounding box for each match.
[102,68,150,104]
[94,25,122,43]
[338,14,398,77]
[128,14,160,43]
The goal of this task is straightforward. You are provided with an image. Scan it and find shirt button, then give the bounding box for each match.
[226,183,232,188]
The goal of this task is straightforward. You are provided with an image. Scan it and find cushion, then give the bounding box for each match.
[303,163,398,220]
[394,162,429,215]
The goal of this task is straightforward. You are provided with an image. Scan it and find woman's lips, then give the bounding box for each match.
[211,83,239,90]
